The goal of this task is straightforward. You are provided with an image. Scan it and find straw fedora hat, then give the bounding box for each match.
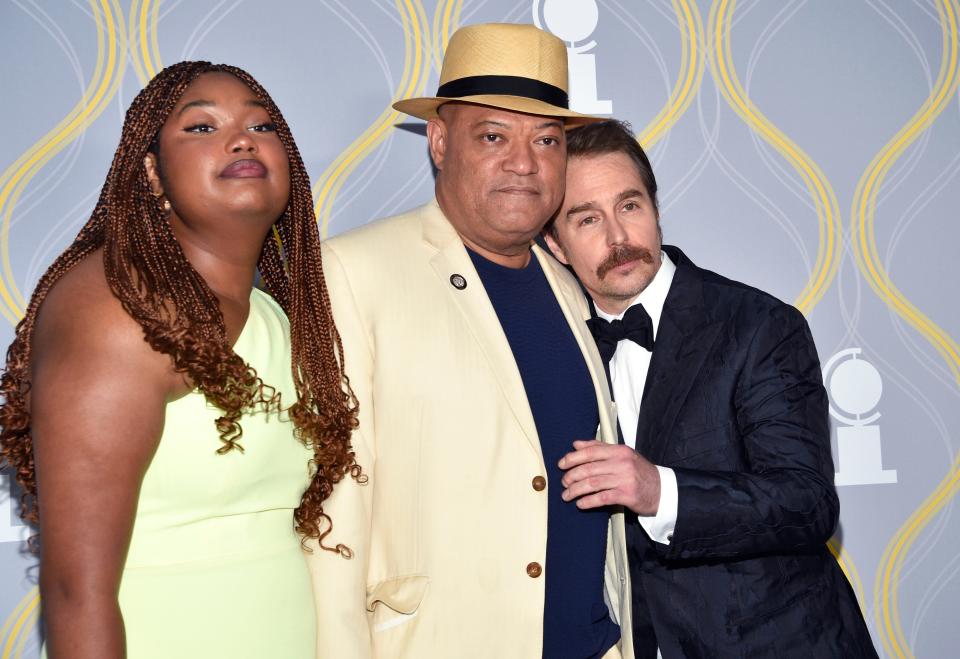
[393,23,601,126]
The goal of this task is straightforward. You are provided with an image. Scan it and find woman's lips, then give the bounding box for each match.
[220,159,267,178]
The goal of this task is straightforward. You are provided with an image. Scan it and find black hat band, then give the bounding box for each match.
[435,75,569,109]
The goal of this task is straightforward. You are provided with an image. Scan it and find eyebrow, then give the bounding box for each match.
[565,188,647,218]
[565,200,598,218]
[177,98,266,116]
[616,188,647,204]
[475,120,508,129]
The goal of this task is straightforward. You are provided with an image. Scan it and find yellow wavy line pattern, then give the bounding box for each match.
[876,465,960,659]
[138,0,153,79]
[430,0,463,74]
[313,0,436,238]
[852,1,960,386]
[127,0,146,84]
[856,1,960,656]
[0,0,127,326]
[149,0,162,78]
[636,0,705,149]
[707,0,841,316]
[706,0,871,620]
[0,0,129,647]
[0,588,39,659]
[128,0,162,86]
[827,538,867,615]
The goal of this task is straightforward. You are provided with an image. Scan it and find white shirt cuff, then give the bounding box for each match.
[637,465,678,545]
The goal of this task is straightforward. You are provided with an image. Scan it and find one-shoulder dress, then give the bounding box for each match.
[115,288,315,657]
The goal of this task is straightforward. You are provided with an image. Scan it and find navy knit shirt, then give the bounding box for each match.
[468,248,619,659]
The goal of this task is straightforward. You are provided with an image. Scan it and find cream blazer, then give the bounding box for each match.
[307,201,634,659]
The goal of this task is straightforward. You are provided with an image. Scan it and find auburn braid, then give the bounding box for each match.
[0,61,361,554]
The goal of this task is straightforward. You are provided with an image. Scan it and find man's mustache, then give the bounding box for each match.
[596,245,655,280]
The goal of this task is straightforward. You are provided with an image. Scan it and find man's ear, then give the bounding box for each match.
[143,153,165,197]
[542,228,570,266]
[426,117,447,171]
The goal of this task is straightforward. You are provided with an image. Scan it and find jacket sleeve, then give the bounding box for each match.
[305,243,375,658]
[659,303,838,561]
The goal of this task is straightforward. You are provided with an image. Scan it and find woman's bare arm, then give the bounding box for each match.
[31,257,184,659]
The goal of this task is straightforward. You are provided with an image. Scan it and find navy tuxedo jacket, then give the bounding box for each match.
[623,246,876,658]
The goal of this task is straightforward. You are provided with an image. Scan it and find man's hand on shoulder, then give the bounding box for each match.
[558,440,660,515]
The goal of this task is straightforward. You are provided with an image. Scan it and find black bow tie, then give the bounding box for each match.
[586,303,655,363]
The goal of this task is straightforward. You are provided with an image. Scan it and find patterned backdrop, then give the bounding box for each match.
[1,1,958,657]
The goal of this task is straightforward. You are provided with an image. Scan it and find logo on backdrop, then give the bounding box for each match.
[533,0,613,115]
[823,348,897,487]
[1,474,29,544]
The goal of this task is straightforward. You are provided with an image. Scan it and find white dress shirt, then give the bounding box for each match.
[596,251,678,545]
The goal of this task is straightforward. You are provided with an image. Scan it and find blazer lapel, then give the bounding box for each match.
[421,202,542,459]
[536,247,618,447]
[635,246,723,464]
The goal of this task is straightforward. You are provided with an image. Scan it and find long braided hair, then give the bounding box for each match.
[0,61,361,554]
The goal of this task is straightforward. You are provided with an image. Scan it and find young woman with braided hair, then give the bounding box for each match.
[0,62,361,657]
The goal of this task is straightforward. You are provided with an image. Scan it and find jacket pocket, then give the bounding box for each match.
[366,574,430,615]
[367,574,430,635]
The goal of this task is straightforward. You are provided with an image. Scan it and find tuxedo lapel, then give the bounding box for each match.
[635,247,724,464]
[421,202,542,460]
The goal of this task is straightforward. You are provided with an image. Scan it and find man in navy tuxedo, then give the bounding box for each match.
[544,119,877,658]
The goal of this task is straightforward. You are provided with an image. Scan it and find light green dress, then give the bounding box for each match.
[117,288,315,657]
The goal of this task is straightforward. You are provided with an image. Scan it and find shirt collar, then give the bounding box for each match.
[595,250,676,338]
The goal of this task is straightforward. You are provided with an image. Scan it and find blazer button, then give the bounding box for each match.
[531,476,546,491]
[526,562,542,578]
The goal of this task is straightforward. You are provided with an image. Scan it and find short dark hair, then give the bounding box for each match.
[565,119,659,216]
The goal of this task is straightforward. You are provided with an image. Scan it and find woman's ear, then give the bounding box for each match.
[143,153,165,197]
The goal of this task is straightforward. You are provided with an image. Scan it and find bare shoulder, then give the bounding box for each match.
[29,252,189,619]
[31,250,181,395]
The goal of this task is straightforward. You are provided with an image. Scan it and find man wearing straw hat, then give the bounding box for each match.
[308,23,634,659]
